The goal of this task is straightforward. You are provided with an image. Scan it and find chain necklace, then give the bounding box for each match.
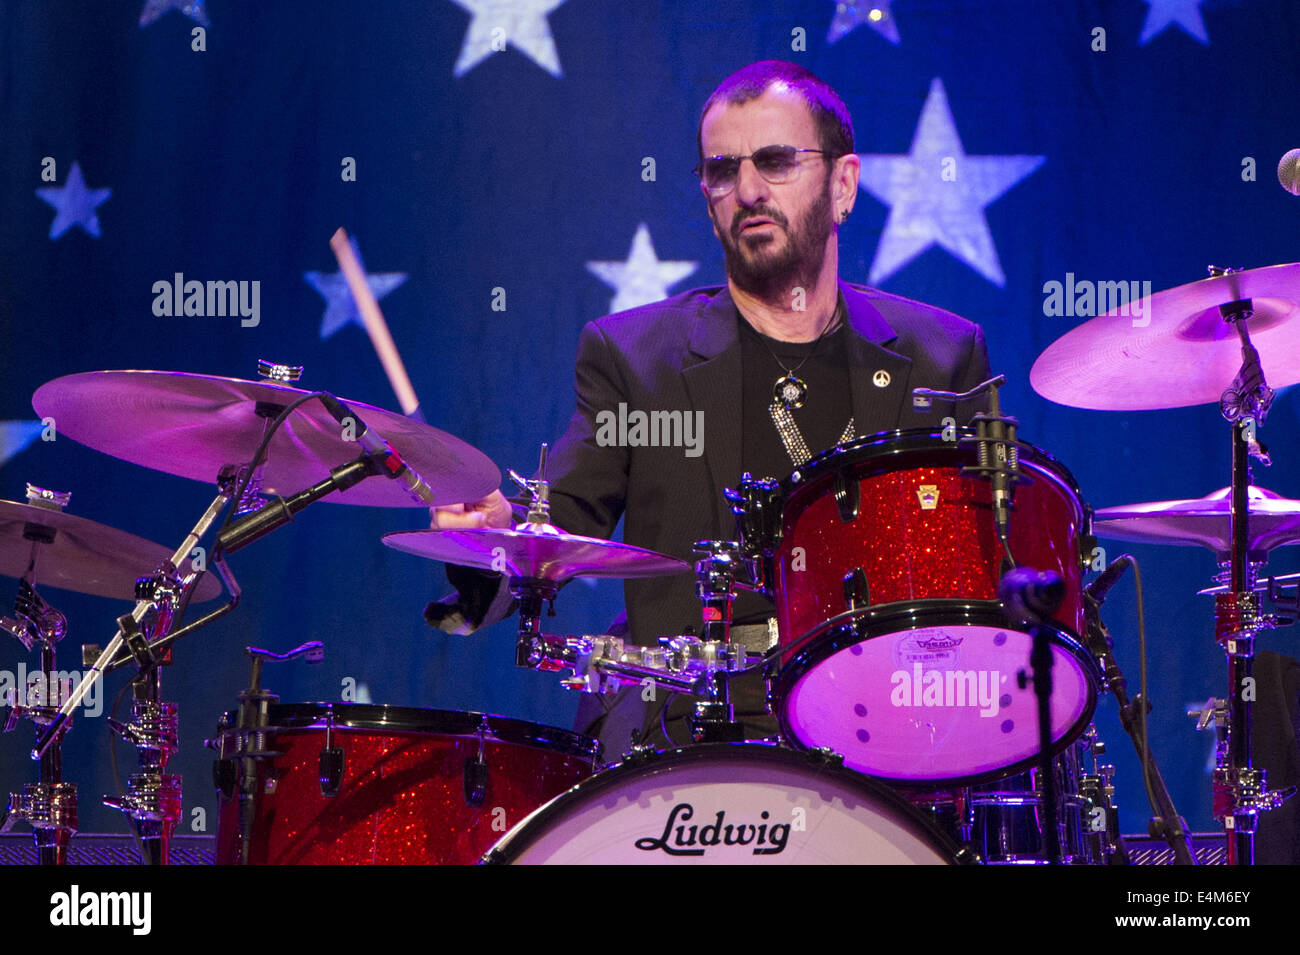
[752,304,843,411]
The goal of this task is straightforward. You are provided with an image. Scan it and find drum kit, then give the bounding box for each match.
[2,263,1298,865]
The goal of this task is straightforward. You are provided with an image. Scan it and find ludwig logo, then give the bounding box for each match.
[635,802,790,857]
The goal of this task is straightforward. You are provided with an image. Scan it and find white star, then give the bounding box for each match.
[1139,0,1209,45]
[139,0,210,28]
[828,0,900,46]
[449,0,567,78]
[0,421,45,470]
[304,238,408,339]
[858,78,1045,287]
[35,162,112,240]
[586,223,697,313]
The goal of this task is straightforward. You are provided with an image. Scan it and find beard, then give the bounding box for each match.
[714,175,834,302]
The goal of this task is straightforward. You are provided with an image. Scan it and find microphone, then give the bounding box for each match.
[318,394,437,506]
[1279,148,1300,196]
[1084,554,1133,604]
[999,567,1064,626]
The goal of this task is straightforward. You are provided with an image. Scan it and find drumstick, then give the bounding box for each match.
[329,227,422,419]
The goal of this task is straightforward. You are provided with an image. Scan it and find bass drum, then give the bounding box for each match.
[211,704,599,865]
[482,744,971,865]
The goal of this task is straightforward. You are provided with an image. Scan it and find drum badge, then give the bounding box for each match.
[917,485,939,509]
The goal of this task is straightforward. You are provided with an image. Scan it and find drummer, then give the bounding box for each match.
[428,59,991,749]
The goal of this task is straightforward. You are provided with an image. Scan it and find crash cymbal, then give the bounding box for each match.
[382,525,690,582]
[0,499,223,601]
[1093,485,1300,557]
[1030,263,1300,410]
[32,371,500,508]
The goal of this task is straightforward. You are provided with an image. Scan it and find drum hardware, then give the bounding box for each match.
[319,705,344,797]
[1,490,78,864]
[464,717,492,807]
[914,375,1024,565]
[998,567,1066,862]
[209,642,325,864]
[1080,560,1184,863]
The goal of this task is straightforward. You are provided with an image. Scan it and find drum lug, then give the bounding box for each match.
[842,567,869,611]
[833,472,859,523]
[463,757,490,807]
[318,705,344,798]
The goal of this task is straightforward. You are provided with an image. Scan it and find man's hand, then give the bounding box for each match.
[430,490,513,530]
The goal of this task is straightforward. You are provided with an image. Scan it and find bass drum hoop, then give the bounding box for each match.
[481,742,974,865]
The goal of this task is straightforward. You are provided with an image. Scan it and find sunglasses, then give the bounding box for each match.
[694,145,835,196]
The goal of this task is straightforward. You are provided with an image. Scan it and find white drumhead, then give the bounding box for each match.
[485,745,956,865]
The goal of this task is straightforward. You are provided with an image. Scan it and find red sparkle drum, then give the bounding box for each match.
[765,429,1099,784]
[211,704,599,865]
[482,744,971,865]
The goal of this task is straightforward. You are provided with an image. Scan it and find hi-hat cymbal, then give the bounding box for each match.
[382,525,690,583]
[32,371,501,507]
[1031,263,1300,410]
[0,499,223,601]
[1093,485,1300,557]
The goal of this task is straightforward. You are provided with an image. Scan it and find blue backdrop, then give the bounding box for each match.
[2,0,1299,841]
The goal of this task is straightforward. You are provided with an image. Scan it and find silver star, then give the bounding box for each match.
[858,78,1045,287]
[1139,0,1209,45]
[35,162,112,240]
[0,421,45,470]
[449,0,568,78]
[304,238,408,339]
[828,0,900,46]
[586,223,697,313]
[139,0,210,28]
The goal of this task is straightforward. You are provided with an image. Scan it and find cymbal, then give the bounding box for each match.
[32,371,500,508]
[1030,263,1300,410]
[1093,486,1300,557]
[382,524,690,583]
[0,499,223,601]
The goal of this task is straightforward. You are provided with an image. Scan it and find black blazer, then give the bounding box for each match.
[543,280,992,647]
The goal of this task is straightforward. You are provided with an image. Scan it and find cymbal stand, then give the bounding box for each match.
[1208,273,1291,864]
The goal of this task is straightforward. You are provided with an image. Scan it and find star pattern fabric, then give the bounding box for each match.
[35,162,112,240]
[828,0,900,46]
[138,0,210,28]
[304,238,408,340]
[449,0,567,77]
[586,223,697,313]
[858,78,1045,287]
[1139,0,1209,45]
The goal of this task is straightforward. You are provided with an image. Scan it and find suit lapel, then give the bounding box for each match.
[681,289,744,537]
[841,282,914,434]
